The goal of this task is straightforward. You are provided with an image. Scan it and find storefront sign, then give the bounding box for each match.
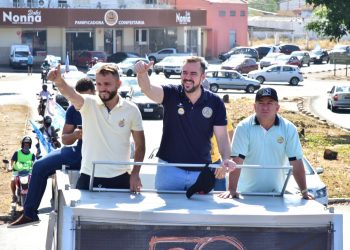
[0,8,206,28]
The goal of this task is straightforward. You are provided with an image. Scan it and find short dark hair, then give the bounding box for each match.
[96,63,120,80]
[184,56,207,73]
[75,78,95,93]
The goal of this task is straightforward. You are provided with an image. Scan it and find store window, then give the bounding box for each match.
[230,10,236,16]
[21,30,47,57]
[148,28,177,52]
[186,29,198,53]
[104,29,113,56]
[135,29,148,45]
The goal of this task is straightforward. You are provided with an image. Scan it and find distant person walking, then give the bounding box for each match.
[27,52,33,75]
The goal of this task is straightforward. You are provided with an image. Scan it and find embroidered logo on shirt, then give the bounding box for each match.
[277,136,284,144]
[178,107,185,115]
[119,119,125,127]
[202,107,213,118]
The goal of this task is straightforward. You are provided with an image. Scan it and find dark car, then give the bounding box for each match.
[73,51,107,67]
[278,44,301,55]
[310,49,329,64]
[253,45,275,59]
[107,52,141,64]
[129,86,164,119]
[219,47,259,61]
[221,57,258,74]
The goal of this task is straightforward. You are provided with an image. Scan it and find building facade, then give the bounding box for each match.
[0,0,248,65]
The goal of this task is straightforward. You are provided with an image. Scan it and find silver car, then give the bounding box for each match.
[206,69,260,93]
[327,84,350,111]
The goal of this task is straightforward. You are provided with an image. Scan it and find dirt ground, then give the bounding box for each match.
[0,105,32,217]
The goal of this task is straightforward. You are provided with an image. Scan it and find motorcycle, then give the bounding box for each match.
[14,170,31,206]
[41,67,49,84]
[37,95,48,117]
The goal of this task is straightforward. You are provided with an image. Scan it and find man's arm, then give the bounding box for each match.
[214,125,231,161]
[61,124,82,145]
[129,130,146,193]
[290,159,313,199]
[135,61,164,104]
[47,64,84,110]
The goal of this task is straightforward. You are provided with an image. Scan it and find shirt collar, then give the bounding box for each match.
[253,114,280,126]
[179,85,208,105]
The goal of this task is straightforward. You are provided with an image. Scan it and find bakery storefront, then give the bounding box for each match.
[0,8,206,65]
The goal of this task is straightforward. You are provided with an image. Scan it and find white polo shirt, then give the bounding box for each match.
[79,95,143,178]
[232,114,303,193]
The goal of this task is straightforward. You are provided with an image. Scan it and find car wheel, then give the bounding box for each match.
[246,85,255,93]
[149,56,156,63]
[256,76,265,84]
[155,70,160,75]
[126,69,133,77]
[209,84,219,93]
[327,101,331,110]
[164,72,171,78]
[290,77,299,86]
[148,69,152,76]
[330,103,337,112]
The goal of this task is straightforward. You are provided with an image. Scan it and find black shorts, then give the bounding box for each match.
[28,64,33,69]
[76,172,130,190]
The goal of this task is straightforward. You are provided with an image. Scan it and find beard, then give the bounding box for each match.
[182,79,200,93]
[99,90,117,102]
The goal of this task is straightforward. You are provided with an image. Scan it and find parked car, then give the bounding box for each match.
[328,44,350,62]
[205,69,260,93]
[253,45,276,59]
[119,77,138,98]
[275,54,302,68]
[278,44,301,55]
[309,49,329,64]
[327,84,350,111]
[286,157,328,205]
[290,51,311,67]
[128,86,164,119]
[118,57,152,77]
[60,65,86,86]
[247,64,304,86]
[147,48,194,63]
[107,52,141,64]
[221,57,258,74]
[219,47,259,61]
[162,56,208,78]
[74,50,107,67]
[153,56,179,74]
[259,52,283,69]
[9,44,30,68]
[86,62,121,82]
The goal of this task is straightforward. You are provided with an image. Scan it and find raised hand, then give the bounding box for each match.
[47,64,63,84]
[134,60,154,75]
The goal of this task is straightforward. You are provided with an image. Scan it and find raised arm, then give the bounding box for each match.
[134,60,164,104]
[47,64,84,110]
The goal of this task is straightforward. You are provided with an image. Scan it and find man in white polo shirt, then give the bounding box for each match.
[48,64,145,193]
[219,87,313,200]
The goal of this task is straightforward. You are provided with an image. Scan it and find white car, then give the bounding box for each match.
[117,57,152,77]
[286,157,328,205]
[205,69,260,93]
[60,65,86,86]
[86,62,122,81]
[119,77,138,98]
[163,56,208,78]
[153,56,179,74]
[248,64,304,85]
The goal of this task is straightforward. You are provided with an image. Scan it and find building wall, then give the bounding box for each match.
[176,0,248,58]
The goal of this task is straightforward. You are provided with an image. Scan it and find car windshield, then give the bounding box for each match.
[15,51,29,57]
[335,86,350,92]
[311,50,322,55]
[91,52,105,58]
[291,51,303,56]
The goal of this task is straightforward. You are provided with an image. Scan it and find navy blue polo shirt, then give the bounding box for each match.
[65,105,82,149]
[157,84,227,170]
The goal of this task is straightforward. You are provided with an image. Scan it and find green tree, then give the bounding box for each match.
[306,0,350,41]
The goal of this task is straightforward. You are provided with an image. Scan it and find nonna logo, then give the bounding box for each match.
[3,9,42,24]
[176,11,191,25]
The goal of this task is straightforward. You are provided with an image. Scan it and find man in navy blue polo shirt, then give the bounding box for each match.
[135,57,236,191]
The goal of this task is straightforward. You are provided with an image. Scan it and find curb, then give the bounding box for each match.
[328,198,350,205]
